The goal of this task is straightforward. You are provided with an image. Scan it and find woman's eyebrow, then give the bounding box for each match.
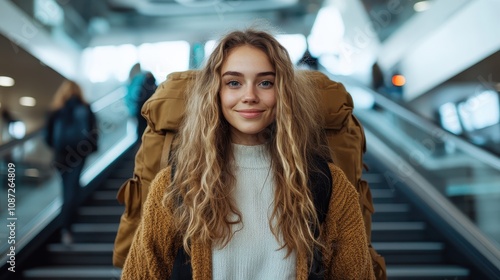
[221,71,276,77]
[222,71,242,77]
[257,71,276,77]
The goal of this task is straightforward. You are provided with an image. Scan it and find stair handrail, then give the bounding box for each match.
[370,89,500,170]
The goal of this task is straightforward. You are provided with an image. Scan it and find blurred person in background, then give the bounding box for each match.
[1,107,16,144]
[45,80,98,245]
[125,63,157,140]
[0,107,25,162]
[297,49,319,70]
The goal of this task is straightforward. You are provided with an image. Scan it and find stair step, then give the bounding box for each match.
[373,242,445,264]
[371,189,397,203]
[45,244,114,265]
[372,203,411,221]
[371,222,427,241]
[86,191,120,206]
[372,221,426,230]
[375,203,410,211]
[45,243,114,263]
[363,173,385,185]
[23,266,122,280]
[79,206,124,215]
[374,242,444,251]
[386,265,470,280]
[72,224,119,233]
[71,223,119,243]
[47,243,114,253]
[77,206,123,223]
[102,179,125,190]
[92,190,119,200]
[107,168,133,179]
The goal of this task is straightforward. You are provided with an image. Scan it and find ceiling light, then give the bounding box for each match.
[25,168,40,177]
[9,121,26,139]
[19,96,37,107]
[0,76,15,87]
[414,1,431,12]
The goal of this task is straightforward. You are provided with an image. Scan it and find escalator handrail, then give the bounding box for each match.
[0,128,44,155]
[335,74,500,171]
[371,90,500,170]
[374,92,500,170]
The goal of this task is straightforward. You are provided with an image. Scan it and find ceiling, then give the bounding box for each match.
[17,0,326,46]
[0,33,65,130]
[2,0,326,134]
[2,0,498,137]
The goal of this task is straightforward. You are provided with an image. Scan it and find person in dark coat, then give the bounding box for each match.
[45,80,98,245]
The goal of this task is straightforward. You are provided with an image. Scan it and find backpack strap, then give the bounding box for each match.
[160,131,175,170]
[171,246,193,280]
[309,155,333,227]
[308,155,332,280]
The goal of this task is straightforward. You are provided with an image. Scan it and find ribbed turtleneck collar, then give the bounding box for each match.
[232,143,271,169]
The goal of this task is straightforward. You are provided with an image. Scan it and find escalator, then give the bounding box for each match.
[352,79,500,279]
[19,146,136,279]
[366,153,471,279]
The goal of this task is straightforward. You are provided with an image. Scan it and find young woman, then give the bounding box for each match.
[121,29,375,279]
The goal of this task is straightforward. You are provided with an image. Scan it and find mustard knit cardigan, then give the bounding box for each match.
[121,164,375,280]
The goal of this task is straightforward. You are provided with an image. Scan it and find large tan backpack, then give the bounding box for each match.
[113,70,386,279]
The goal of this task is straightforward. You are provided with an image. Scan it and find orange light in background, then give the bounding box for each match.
[392,75,406,87]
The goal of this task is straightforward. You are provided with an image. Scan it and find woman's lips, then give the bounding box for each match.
[237,109,264,119]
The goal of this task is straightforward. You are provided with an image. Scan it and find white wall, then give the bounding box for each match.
[318,0,381,84]
[378,0,500,101]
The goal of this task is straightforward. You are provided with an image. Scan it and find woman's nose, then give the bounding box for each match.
[242,86,259,103]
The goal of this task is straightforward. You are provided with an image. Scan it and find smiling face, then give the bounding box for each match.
[219,45,277,145]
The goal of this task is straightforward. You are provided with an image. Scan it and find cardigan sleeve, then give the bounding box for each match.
[323,164,375,280]
[121,167,178,279]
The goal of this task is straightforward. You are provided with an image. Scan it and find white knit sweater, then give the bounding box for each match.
[212,144,296,280]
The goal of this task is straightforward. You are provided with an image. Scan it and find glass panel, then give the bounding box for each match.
[0,133,61,260]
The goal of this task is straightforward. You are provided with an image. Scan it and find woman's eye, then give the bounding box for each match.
[227,80,241,88]
[259,80,274,88]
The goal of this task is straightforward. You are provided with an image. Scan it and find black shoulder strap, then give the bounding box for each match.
[308,155,332,280]
[171,246,192,280]
[309,155,333,228]
[170,165,192,280]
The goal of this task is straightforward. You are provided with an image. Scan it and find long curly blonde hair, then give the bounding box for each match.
[164,29,329,263]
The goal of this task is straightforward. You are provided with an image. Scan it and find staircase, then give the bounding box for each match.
[20,148,136,280]
[366,154,471,280]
